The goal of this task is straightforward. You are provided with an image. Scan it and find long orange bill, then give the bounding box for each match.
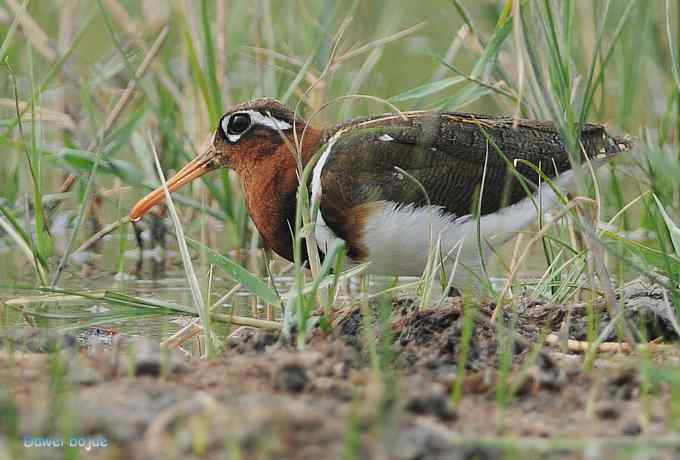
[129,149,218,222]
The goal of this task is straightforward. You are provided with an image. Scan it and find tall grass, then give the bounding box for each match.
[0,0,675,354]
[1,2,680,455]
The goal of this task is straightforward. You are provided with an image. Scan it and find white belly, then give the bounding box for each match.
[346,202,484,276]
[314,170,575,287]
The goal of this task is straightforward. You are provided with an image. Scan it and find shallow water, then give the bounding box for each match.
[0,214,642,349]
[0,229,423,348]
[0,229,253,344]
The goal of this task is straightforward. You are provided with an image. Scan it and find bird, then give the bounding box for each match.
[129,98,631,290]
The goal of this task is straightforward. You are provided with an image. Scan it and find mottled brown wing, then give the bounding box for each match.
[318,112,629,256]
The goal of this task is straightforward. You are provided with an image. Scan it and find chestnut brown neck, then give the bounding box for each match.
[238,126,326,262]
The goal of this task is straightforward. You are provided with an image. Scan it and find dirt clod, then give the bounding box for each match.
[405,391,457,422]
[126,339,189,377]
[275,362,309,394]
[607,369,639,401]
[595,402,621,420]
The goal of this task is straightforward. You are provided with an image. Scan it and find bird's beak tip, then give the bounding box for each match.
[128,148,218,221]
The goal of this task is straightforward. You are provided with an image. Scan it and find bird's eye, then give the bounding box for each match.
[226,113,251,136]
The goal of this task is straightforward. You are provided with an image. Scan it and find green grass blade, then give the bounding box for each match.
[186,238,281,307]
[149,137,211,356]
[200,0,223,115]
[390,76,465,102]
[654,194,680,258]
[0,0,26,63]
[180,15,219,123]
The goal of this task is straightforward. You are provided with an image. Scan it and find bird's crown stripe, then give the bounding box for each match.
[248,110,292,131]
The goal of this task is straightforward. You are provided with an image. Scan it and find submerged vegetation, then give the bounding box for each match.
[1,0,680,458]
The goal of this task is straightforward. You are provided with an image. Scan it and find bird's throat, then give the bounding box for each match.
[239,128,325,262]
[241,164,299,261]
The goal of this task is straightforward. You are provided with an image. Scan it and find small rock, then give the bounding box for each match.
[405,392,457,422]
[622,421,642,436]
[275,362,309,394]
[125,339,189,377]
[595,402,621,420]
[228,328,278,353]
[229,326,260,340]
[608,369,639,401]
[534,354,565,391]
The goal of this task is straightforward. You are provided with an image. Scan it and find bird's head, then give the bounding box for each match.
[129,98,312,221]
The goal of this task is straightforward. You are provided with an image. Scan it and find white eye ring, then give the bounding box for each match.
[222,113,251,143]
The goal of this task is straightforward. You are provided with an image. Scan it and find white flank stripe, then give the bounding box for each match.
[311,131,345,254]
[378,134,394,142]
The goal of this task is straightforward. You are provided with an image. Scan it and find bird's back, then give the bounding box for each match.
[320,110,630,219]
[313,111,631,280]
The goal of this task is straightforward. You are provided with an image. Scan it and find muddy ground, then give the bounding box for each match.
[1,278,680,460]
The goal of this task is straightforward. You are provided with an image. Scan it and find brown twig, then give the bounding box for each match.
[545,333,674,354]
[71,216,130,256]
[211,313,281,331]
[160,319,203,349]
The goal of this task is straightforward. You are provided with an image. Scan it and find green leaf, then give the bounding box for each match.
[0,204,49,281]
[654,194,680,258]
[603,230,680,271]
[436,84,495,111]
[390,76,465,102]
[391,9,512,106]
[470,11,513,79]
[186,238,281,306]
[200,0,223,116]
[0,0,25,63]
[51,149,145,185]
[180,15,219,123]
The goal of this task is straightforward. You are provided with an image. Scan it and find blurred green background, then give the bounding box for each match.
[0,0,678,295]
